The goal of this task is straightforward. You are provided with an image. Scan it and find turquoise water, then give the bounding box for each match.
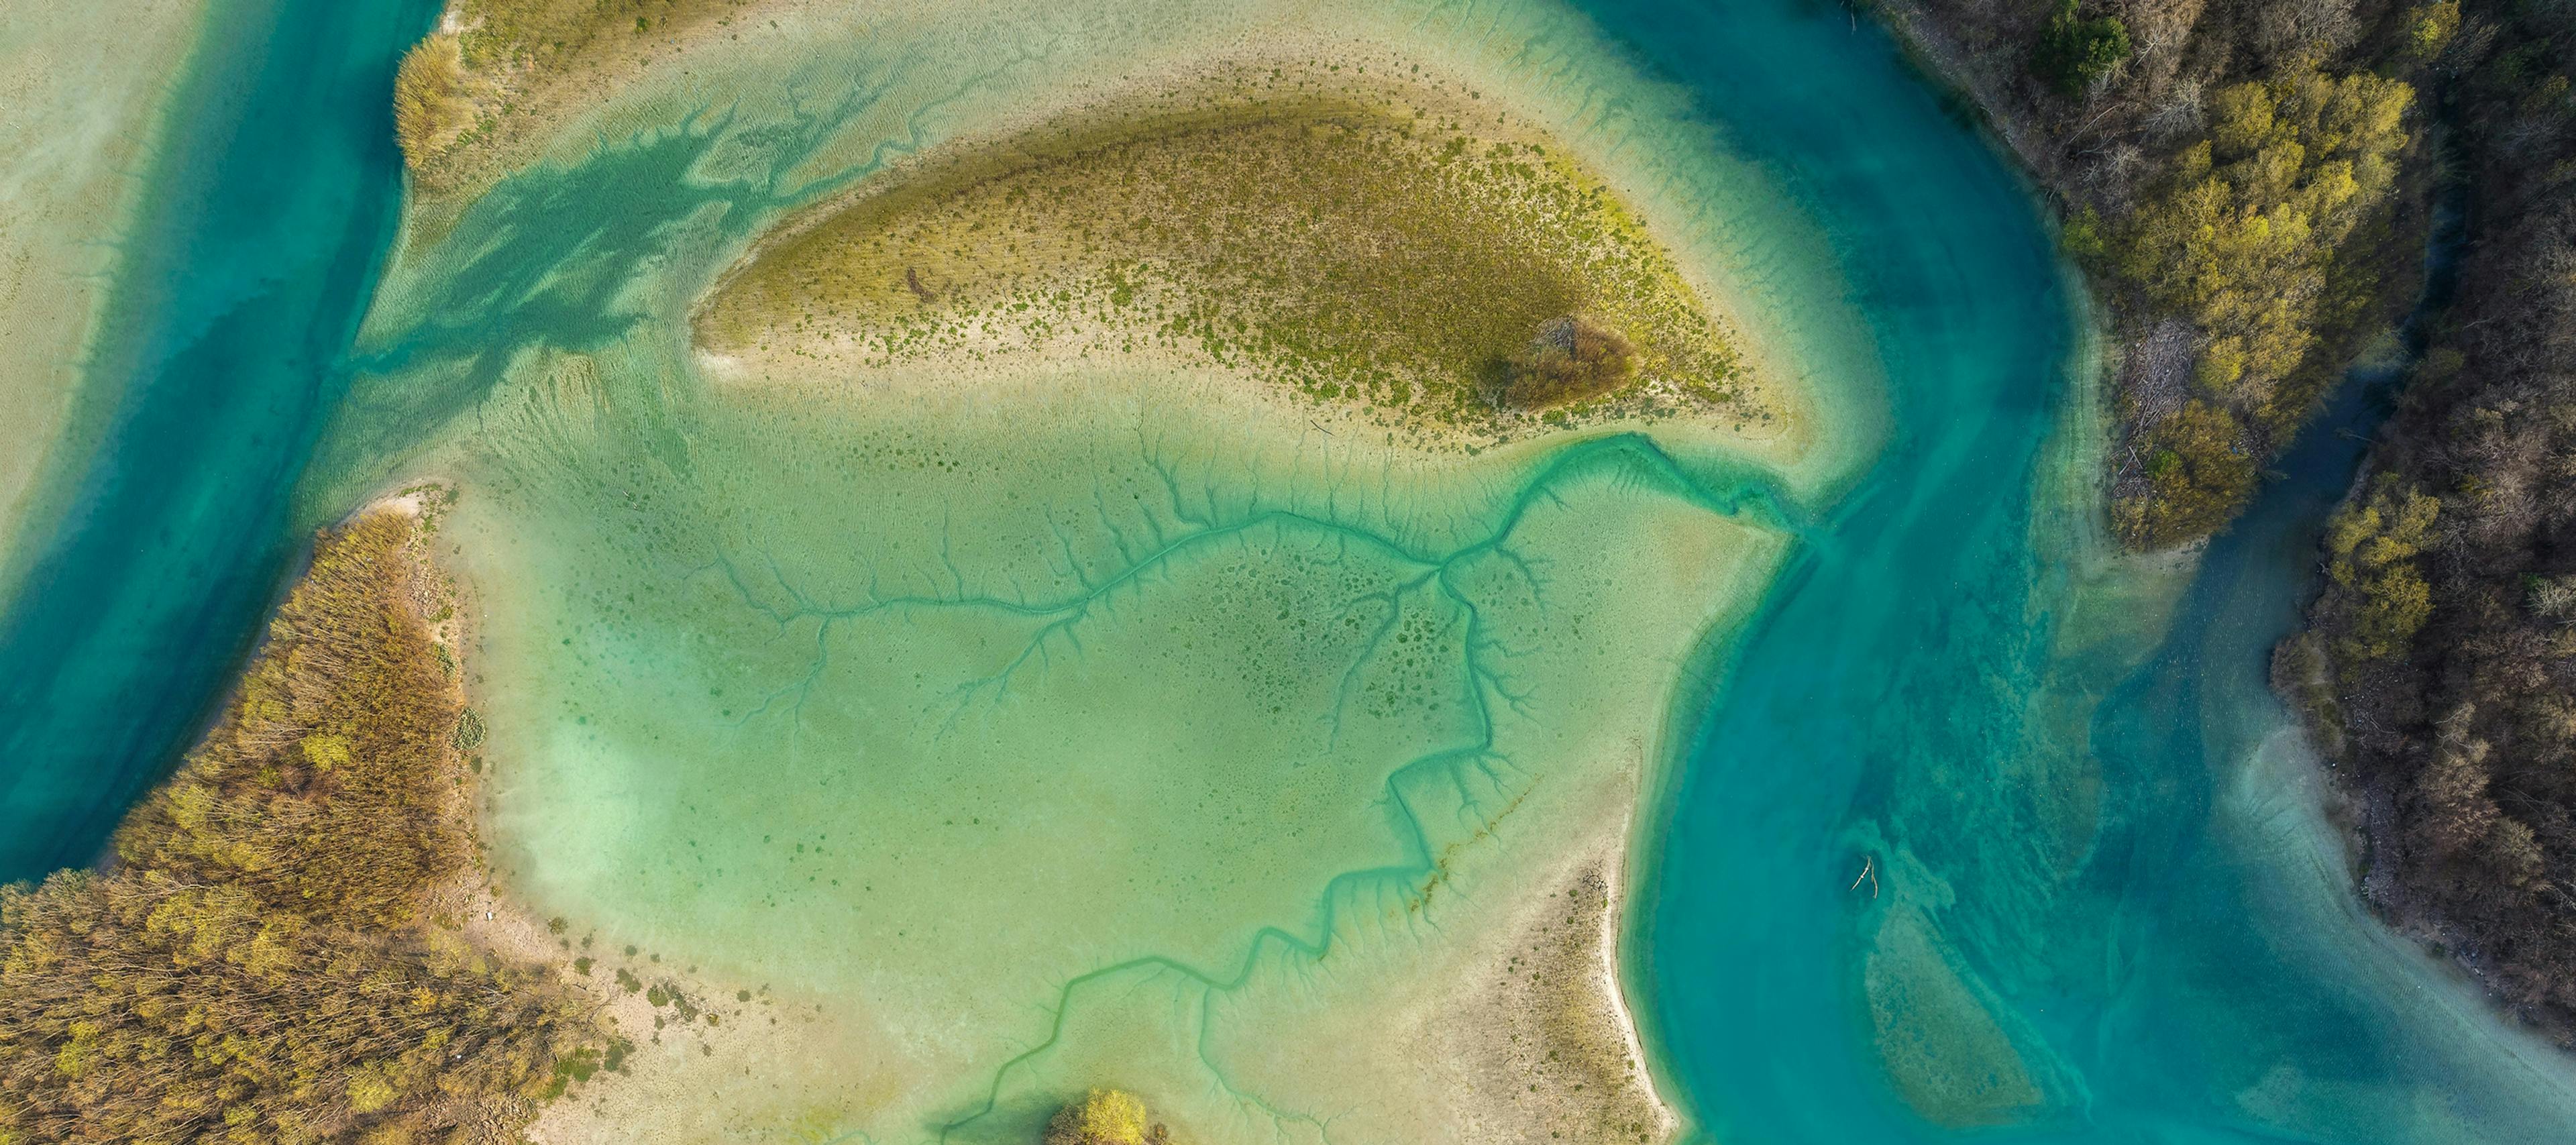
[0,0,440,875]
[9,0,2576,1141]
[1616,5,2576,1142]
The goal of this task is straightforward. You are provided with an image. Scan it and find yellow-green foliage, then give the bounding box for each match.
[2320,478,2438,663]
[1044,1089,1163,1145]
[2113,68,2413,546]
[2124,400,2258,548]
[116,514,458,928]
[2401,1,2461,64]
[0,514,598,1145]
[700,79,1746,430]
[2123,70,2410,417]
[392,33,472,170]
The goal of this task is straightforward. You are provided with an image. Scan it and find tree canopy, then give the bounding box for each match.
[2034,0,2131,97]
[0,512,598,1145]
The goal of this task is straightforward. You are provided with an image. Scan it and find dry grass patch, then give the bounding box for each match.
[399,0,756,187]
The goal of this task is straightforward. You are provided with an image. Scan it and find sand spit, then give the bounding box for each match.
[1419,832,1678,1145]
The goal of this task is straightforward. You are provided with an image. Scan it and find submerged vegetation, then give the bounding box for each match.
[0,511,599,1144]
[697,71,1754,440]
[2285,0,2576,1042]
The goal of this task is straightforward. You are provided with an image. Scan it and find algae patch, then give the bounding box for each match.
[695,69,1758,441]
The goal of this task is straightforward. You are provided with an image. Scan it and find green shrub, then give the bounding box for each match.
[2034,0,2131,97]
[1499,315,1639,408]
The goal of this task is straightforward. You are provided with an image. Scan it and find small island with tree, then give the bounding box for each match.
[1044,1089,1174,1145]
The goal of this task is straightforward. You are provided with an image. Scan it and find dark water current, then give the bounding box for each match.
[6,0,2576,1141]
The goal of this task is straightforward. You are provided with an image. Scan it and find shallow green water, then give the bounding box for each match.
[253,5,1863,1138]
[13,0,2576,1141]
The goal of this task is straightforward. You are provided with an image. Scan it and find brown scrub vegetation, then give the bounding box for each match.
[2280,0,2576,1044]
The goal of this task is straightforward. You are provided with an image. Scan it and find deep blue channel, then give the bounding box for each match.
[1605,2,2576,1142]
[0,0,441,875]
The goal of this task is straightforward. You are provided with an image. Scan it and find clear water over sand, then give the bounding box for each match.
[14,0,2576,1142]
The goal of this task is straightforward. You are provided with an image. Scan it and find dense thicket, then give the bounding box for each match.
[0,513,597,1144]
[2115,68,2414,543]
[1890,0,2445,547]
[2287,0,2576,1040]
[1044,1091,1173,1145]
[1501,315,1640,408]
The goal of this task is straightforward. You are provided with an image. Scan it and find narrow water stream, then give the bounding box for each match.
[1628,15,2576,1138]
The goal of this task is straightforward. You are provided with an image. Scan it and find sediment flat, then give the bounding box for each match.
[328,2,1891,1141]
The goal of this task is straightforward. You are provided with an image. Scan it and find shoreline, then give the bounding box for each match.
[1599,833,1683,1141]
[0,0,222,598]
[687,52,1796,464]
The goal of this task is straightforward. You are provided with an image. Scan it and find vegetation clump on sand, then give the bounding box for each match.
[1882,0,2432,549]
[394,32,475,170]
[695,71,1757,442]
[396,0,755,189]
[1501,314,1639,408]
[1044,1089,1171,1145]
[0,510,600,1144]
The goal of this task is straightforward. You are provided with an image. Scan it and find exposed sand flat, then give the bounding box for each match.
[0,0,211,590]
[1417,828,1676,1144]
[340,3,1888,1141]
